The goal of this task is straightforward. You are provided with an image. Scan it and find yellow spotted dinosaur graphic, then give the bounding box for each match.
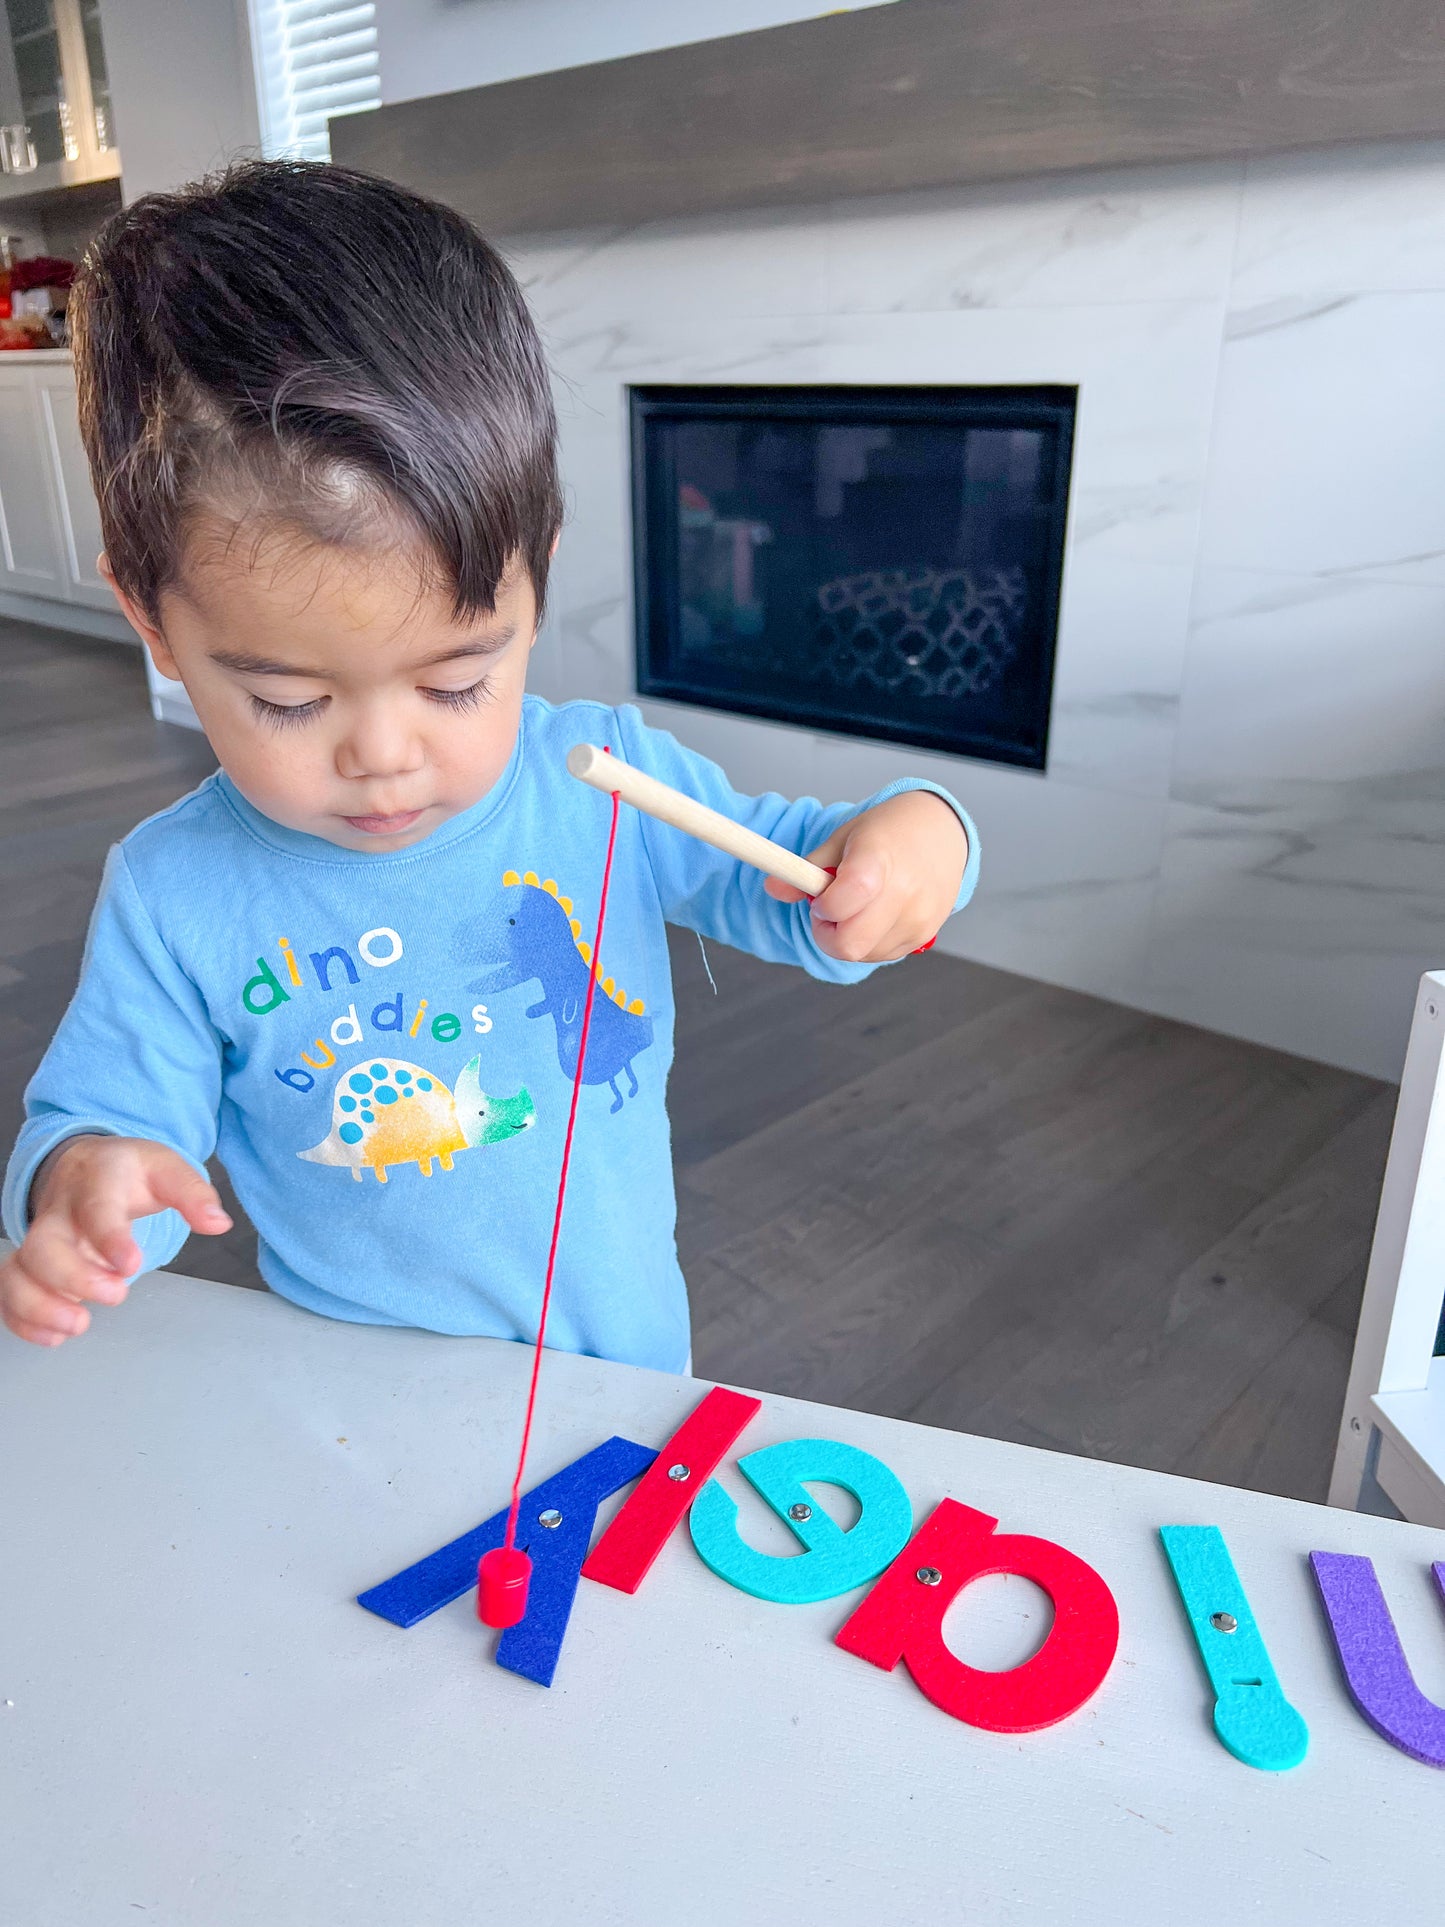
[299,1054,534,1182]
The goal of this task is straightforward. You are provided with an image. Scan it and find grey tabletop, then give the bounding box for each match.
[2,1270,1444,1926]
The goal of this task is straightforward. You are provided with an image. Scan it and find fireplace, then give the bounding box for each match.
[631,385,1076,771]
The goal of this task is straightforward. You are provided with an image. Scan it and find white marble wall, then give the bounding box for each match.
[506,142,1445,1080]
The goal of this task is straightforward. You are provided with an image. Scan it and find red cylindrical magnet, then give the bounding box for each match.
[477,1546,532,1628]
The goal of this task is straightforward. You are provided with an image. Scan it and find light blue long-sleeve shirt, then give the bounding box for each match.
[3,698,979,1372]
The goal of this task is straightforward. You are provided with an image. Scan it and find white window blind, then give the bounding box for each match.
[250,0,381,162]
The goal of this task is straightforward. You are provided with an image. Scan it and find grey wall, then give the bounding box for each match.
[373,0,898,106]
[105,0,258,201]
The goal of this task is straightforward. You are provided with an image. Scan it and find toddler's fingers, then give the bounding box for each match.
[766,823,850,907]
[70,1193,143,1280]
[12,1215,126,1306]
[2,1310,69,1348]
[0,1260,92,1340]
[810,847,885,927]
[139,1154,232,1235]
[866,901,941,962]
[813,901,895,965]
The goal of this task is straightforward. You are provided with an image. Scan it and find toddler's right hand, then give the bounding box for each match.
[0,1135,231,1346]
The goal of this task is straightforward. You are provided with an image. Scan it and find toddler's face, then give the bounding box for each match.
[111,524,539,853]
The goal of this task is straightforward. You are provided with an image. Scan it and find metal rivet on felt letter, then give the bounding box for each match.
[835,1498,1119,1733]
[582,1385,761,1594]
[1159,1525,1308,1771]
[357,1436,655,1688]
[688,1438,913,1605]
[1311,1552,1445,1768]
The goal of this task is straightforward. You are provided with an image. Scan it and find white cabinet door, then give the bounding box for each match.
[35,366,113,611]
[0,364,68,597]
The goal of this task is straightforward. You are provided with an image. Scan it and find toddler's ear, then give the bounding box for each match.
[98,556,180,679]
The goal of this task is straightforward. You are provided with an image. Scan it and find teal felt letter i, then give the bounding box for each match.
[1159,1525,1308,1771]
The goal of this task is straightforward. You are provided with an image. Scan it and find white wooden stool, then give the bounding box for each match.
[1331,971,1445,1524]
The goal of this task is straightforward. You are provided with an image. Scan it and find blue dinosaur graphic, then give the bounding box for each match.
[457,870,654,1114]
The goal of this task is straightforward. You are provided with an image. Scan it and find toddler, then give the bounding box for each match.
[0,162,977,1373]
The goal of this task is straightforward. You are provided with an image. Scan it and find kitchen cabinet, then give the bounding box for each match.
[0,349,201,727]
[0,350,195,726]
[0,350,110,608]
[0,0,119,198]
[34,357,105,602]
[0,352,66,594]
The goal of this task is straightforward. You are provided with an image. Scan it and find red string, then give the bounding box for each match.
[502,775,623,1553]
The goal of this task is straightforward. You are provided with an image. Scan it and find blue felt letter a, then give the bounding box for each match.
[357,1436,655,1687]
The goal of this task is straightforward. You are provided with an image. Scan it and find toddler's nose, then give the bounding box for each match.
[335,705,425,781]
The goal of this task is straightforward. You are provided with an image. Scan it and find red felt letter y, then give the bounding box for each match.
[583,1385,761,1593]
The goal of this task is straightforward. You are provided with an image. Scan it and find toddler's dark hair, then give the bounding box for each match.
[72,159,562,623]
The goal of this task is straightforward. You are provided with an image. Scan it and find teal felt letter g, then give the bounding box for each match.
[689,1438,913,1604]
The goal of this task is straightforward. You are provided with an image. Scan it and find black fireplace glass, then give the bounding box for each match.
[631,385,1075,770]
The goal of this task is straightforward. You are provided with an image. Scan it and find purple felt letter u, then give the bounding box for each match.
[1311,1552,1445,1767]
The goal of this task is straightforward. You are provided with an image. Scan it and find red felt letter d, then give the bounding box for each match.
[835,1499,1120,1732]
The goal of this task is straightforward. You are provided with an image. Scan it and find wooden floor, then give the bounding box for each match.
[0,618,1395,1502]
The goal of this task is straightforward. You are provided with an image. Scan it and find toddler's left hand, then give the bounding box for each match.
[764,791,967,963]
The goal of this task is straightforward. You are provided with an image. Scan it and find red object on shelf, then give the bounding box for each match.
[477,1546,532,1628]
[8,256,74,293]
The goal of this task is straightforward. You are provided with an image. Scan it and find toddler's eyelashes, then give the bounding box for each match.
[245,680,492,728]
[422,678,491,713]
[248,693,328,729]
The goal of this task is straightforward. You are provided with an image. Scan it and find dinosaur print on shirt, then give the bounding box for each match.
[299,1054,535,1183]
[457,870,655,1115]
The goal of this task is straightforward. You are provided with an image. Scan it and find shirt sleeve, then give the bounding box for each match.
[2,844,224,1275]
[609,705,981,984]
